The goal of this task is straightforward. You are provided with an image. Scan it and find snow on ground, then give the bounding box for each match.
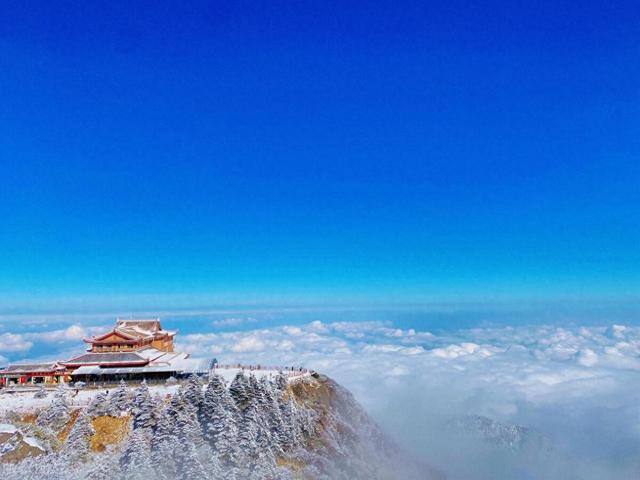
[0,385,179,415]
[211,367,301,383]
[22,436,44,450]
[0,424,17,434]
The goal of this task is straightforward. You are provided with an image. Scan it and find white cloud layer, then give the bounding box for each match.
[2,318,640,478]
[0,333,33,352]
[174,321,640,479]
[0,325,106,357]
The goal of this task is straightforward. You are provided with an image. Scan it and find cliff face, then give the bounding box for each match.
[289,375,440,480]
[0,373,438,480]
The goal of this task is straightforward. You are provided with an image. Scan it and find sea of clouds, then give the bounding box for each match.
[2,317,640,478]
[172,320,640,478]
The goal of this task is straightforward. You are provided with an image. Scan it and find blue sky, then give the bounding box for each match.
[0,1,638,312]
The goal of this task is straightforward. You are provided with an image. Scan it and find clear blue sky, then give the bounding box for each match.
[0,1,638,311]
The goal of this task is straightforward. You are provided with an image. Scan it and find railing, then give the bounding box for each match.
[0,365,314,394]
[211,364,313,378]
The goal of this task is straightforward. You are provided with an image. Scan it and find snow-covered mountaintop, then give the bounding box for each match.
[0,370,433,479]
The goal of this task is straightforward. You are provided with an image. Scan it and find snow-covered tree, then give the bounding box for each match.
[236,400,277,477]
[175,395,204,447]
[274,373,289,393]
[64,411,95,461]
[37,384,70,431]
[120,428,153,480]
[202,374,239,465]
[87,392,110,417]
[181,375,204,412]
[131,381,157,430]
[296,402,318,439]
[229,372,251,410]
[0,371,333,480]
[108,380,130,416]
[174,407,207,480]
[150,395,183,480]
[260,377,287,454]
[86,453,121,480]
[175,442,208,480]
[279,395,303,451]
[247,373,260,406]
[34,385,48,399]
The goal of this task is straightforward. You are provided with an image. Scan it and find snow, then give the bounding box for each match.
[0,423,17,434]
[211,366,312,384]
[0,389,91,415]
[22,436,44,450]
[211,367,284,384]
[0,383,180,414]
[0,368,334,480]
[0,366,308,415]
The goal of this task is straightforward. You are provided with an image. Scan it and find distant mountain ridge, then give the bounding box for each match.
[446,415,552,453]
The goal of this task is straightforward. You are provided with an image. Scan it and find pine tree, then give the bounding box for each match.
[200,442,224,480]
[229,372,251,410]
[86,453,121,480]
[131,381,158,430]
[87,392,110,417]
[120,429,153,480]
[237,401,277,478]
[175,406,207,480]
[64,411,95,461]
[204,372,226,401]
[202,374,239,466]
[37,384,70,431]
[247,373,260,406]
[297,404,318,439]
[279,396,302,451]
[108,380,130,416]
[176,441,208,480]
[181,375,204,412]
[150,415,178,480]
[254,376,270,411]
[176,394,204,447]
[274,373,289,393]
[260,377,287,454]
[150,394,183,480]
[34,385,48,399]
[236,401,259,468]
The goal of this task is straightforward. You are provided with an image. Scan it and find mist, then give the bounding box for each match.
[320,324,640,479]
[173,320,640,479]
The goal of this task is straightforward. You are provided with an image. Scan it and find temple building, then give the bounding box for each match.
[0,362,69,386]
[62,318,192,382]
[1,318,201,386]
[84,318,176,353]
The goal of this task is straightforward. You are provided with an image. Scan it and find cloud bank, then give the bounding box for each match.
[172,321,640,479]
[2,318,640,478]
